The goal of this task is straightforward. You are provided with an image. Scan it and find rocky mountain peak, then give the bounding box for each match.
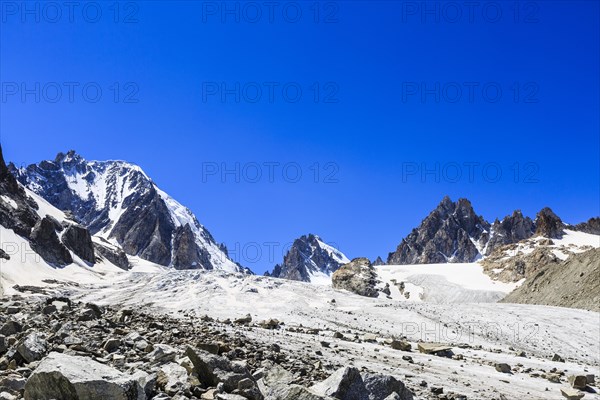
[484,210,535,255]
[387,196,490,265]
[535,207,565,239]
[11,151,244,273]
[268,234,349,283]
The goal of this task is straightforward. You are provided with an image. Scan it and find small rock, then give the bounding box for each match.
[234,314,252,325]
[391,340,411,351]
[103,338,121,353]
[495,363,511,374]
[0,321,22,337]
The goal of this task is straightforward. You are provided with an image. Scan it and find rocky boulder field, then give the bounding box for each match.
[1,267,599,400]
[0,294,417,400]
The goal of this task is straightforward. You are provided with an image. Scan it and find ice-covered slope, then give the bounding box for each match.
[12,150,243,273]
[376,262,520,303]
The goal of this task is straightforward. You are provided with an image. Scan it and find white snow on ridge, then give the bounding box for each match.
[155,188,240,273]
[315,236,350,264]
[0,226,126,296]
[25,188,68,222]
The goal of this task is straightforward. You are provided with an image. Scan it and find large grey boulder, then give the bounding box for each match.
[332,258,379,298]
[310,367,413,400]
[24,352,145,400]
[16,332,48,363]
[311,367,365,399]
[259,365,333,400]
[185,346,255,394]
[362,373,411,400]
[157,363,189,395]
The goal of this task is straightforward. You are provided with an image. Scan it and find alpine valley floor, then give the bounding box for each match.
[10,261,595,400]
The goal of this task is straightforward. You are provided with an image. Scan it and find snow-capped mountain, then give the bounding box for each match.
[387,196,596,265]
[267,234,349,283]
[11,150,244,273]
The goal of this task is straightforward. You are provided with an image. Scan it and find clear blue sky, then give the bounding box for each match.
[1,1,598,274]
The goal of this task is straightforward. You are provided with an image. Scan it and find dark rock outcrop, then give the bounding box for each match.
[484,210,535,255]
[171,224,213,270]
[29,216,73,267]
[109,187,175,266]
[387,197,490,264]
[61,223,96,264]
[93,241,131,270]
[332,258,379,297]
[572,217,600,235]
[535,207,565,239]
[0,145,40,238]
[372,256,385,266]
[269,234,349,282]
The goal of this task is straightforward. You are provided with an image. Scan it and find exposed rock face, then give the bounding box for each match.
[172,224,213,270]
[501,248,600,312]
[387,197,490,264]
[535,207,565,239]
[0,145,40,238]
[332,258,379,297]
[93,240,131,270]
[386,196,587,266]
[269,234,349,282]
[109,187,176,266]
[484,210,535,255]
[29,216,73,267]
[572,217,600,235]
[12,150,244,273]
[482,246,560,283]
[24,352,145,400]
[61,223,96,264]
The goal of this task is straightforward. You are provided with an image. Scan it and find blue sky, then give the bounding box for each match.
[1,1,598,273]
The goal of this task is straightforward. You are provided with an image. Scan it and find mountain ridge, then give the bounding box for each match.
[11,150,246,273]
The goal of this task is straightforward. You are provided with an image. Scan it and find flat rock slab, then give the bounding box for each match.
[560,387,585,400]
[417,343,453,354]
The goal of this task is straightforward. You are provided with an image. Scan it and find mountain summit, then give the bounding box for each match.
[386,196,587,265]
[13,151,244,273]
[387,196,490,264]
[267,234,349,283]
